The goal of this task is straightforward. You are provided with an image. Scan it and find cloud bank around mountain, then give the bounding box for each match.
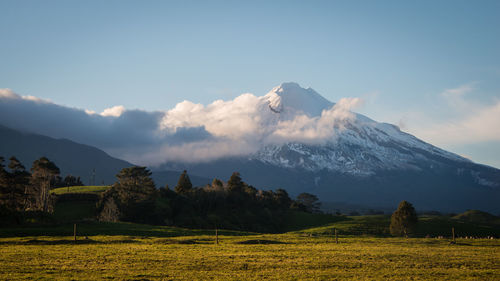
[0,85,363,165]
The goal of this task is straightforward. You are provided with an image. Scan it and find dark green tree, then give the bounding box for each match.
[273,188,292,208]
[390,200,418,237]
[7,157,30,211]
[0,156,20,224]
[227,172,244,193]
[114,166,156,201]
[30,157,60,212]
[296,193,321,213]
[175,170,193,194]
[63,175,83,187]
[98,166,157,223]
[0,157,8,193]
[0,157,9,210]
[211,178,223,189]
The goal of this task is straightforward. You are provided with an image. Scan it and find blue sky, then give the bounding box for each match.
[1,0,500,167]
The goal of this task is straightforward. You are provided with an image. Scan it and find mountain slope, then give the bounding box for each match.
[1,83,499,213]
[0,125,211,187]
[159,83,500,213]
[0,125,133,184]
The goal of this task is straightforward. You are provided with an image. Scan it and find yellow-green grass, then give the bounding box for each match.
[51,185,111,195]
[0,234,498,280]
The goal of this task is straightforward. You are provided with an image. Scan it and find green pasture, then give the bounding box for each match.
[0,232,498,280]
[51,185,111,195]
[2,192,499,280]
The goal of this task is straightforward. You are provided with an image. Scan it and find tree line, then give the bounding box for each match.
[1,155,422,236]
[0,156,82,224]
[0,156,322,232]
[96,167,322,232]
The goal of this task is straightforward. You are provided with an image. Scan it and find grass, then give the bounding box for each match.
[294,215,500,238]
[283,211,348,231]
[51,185,110,195]
[0,233,498,280]
[3,213,499,238]
[1,212,499,279]
[0,221,254,238]
[453,210,500,225]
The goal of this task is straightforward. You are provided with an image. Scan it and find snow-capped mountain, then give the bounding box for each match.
[1,82,499,212]
[265,82,334,117]
[245,82,469,176]
[160,82,500,213]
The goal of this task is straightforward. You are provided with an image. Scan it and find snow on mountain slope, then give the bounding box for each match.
[156,81,469,173]
[265,82,333,117]
[250,82,470,176]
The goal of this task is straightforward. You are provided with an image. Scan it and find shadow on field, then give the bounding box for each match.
[156,238,215,244]
[0,221,254,238]
[0,239,104,245]
[0,238,175,245]
[236,239,290,245]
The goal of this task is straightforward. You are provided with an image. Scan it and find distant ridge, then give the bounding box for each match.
[0,124,211,187]
[0,124,133,184]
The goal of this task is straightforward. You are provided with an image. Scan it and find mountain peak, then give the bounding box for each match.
[273,82,303,92]
[265,82,333,117]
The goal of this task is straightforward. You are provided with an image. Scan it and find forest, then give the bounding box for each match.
[0,156,321,233]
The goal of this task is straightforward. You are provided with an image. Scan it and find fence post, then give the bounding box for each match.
[74,223,77,242]
[335,228,338,244]
[452,227,455,243]
[215,227,219,245]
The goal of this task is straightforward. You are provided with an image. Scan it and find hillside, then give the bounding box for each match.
[2,83,500,214]
[0,125,210,187]
[0,125,132,184]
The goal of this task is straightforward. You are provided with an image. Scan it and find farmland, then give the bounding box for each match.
[0,223,499,280]
[1,186,499,280]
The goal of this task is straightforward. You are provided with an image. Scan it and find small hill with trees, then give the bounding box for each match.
[453,210,500,225]
[96,167,324,233]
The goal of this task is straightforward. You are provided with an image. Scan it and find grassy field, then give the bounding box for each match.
[51,185,111,195]
[2,196,499,280]
[0,231,498,280]
[297,215,500,237]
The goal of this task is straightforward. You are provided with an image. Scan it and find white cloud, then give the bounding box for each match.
[160,93,264,139]
[101,105,126,117]
[408,83,500,145]
[22,95,51,103]
[133,139,259,165]
[268,97,363,144]
[0,88,19,99]
[440,82,479,112]
[0,88,51,103]
[415,100,500,145]
[441,82,477,98]
[0,85,364,165]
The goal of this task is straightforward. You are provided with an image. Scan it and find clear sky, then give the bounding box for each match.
[1,0,499,168]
